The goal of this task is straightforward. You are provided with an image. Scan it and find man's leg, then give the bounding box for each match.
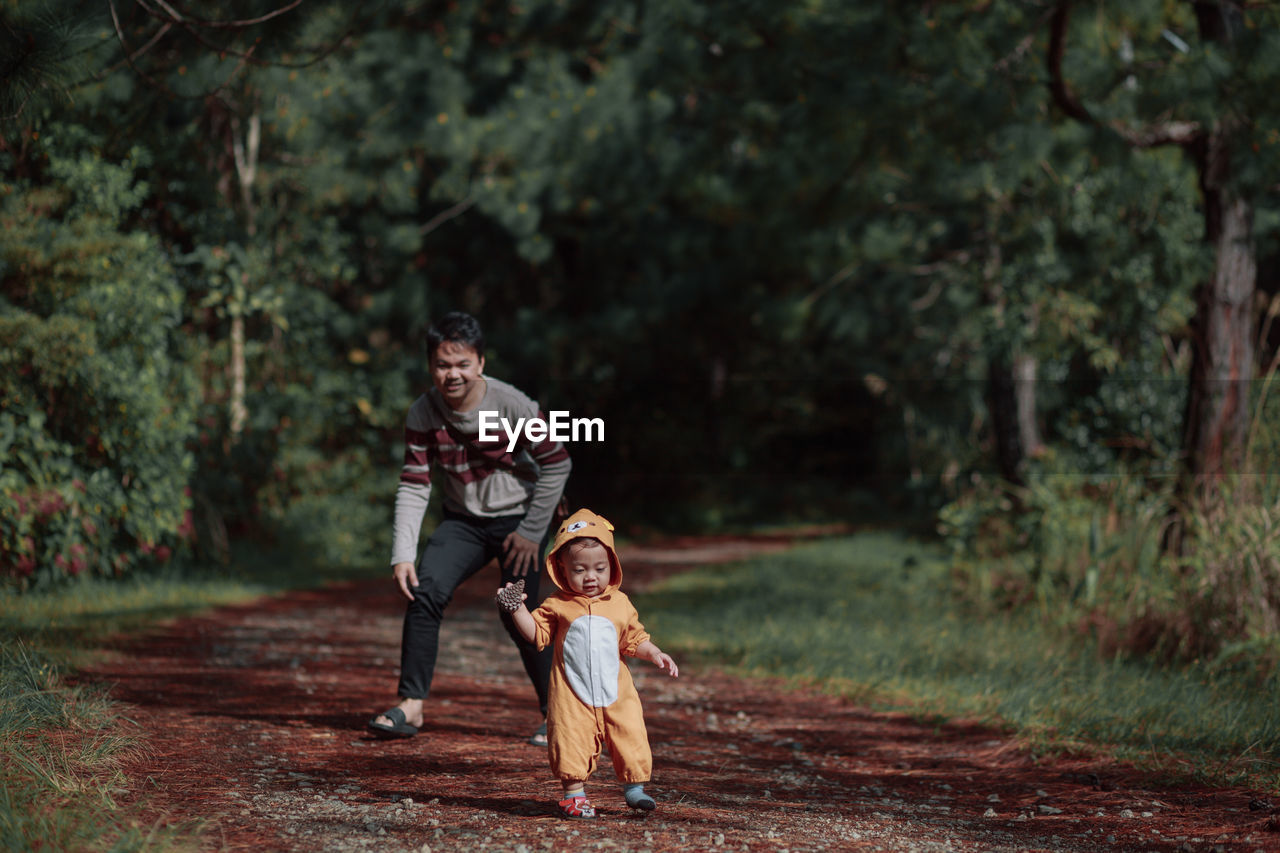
[374,515,488,731]
[489,517,554,718]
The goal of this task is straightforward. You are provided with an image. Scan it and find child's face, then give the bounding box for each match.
[561,541,611,597]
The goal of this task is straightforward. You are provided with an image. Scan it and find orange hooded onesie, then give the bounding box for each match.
[530,509,653,785]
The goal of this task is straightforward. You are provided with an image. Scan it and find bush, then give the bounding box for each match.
[0,136,197,588]
[1155,487,1280,662]
[940,461,1169,617]
[942,446,1280,674]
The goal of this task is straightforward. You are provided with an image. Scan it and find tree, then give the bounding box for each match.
[1047,0,1280,493]
[0,133,198,585]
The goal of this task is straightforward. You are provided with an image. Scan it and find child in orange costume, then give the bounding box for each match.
[496,508,678,819]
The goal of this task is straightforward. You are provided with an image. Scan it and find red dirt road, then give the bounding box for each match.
[87,539,1280,852]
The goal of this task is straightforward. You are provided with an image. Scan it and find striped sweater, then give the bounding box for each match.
[391,376,572,566]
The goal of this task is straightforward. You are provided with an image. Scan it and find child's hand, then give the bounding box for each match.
[496,579,527,613]
[651,651,679,678]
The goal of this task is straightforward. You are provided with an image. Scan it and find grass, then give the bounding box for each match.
[2,534,383,658]
[0,538,379,852]
[634,530,1280,791]
[0,640,199,851]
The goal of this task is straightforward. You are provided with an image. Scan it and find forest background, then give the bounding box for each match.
[4,0,1280,675]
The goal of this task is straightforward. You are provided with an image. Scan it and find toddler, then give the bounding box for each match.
[497,508,678,819]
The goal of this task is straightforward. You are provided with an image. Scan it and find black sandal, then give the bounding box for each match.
[528,720,548,746]
[367,706,419,739]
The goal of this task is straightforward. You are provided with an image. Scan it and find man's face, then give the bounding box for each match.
[430,340,485,408]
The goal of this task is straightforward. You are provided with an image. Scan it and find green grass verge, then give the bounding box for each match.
[633,531,1280,790]
[0,540,379,852]
[0,640,202,851]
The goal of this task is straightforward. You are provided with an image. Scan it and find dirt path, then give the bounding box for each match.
[86,538,1280,852]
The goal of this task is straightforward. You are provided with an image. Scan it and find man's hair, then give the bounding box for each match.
[426,311,485,360]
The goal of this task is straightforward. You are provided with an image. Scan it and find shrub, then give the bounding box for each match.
[0,136,197,588]
[942,445,1280,674]
[940,461,1170,617]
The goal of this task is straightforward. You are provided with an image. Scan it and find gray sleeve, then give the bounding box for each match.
[391,481,431,566]
[515,454,571,543]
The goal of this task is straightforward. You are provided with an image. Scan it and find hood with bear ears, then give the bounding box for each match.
[544,508,622,595]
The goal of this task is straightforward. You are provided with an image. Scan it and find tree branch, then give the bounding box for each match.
[1047,1,1094,124]
[909,251,972,278]
[108,0,180,99]
[419,196,478,236]
[130,0,351,70]
[1047,0,1203,149]
[138,0,304,31]
[994,6,1056,75]
[1112,119,1203,148]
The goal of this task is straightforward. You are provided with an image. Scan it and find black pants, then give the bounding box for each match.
[398,510,553,716]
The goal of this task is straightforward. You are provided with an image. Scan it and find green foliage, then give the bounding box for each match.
[637,533,1280,788]
[939,464,1171,620]
[941,436,1280,672]
[263,445,395,571]
[1168,486,1280,661]
[0,2,95,120]
[180,242,288,329]
[0,0,1275,670]
[0,134,197,588]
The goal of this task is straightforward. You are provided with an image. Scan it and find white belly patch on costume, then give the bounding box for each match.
[562,614,620,708]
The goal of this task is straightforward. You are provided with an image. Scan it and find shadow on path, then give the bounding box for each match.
[83,538,1278,852]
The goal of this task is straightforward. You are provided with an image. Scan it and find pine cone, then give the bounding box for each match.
[496,579,526,612]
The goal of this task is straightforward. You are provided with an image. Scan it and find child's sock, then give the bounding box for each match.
[623,783,655,811]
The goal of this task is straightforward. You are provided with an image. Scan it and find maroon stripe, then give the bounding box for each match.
[405,416,568,487]
[403,445,430,469]
[399,469,431,486]
[469,443,515,463]
[436,444,512,467]
[405,426,433,445]
[471,432,507,449]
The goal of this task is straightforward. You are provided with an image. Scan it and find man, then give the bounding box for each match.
[368,311,570,745]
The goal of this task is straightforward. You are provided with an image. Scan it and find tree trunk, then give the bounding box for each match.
[1047,0,1258,540]
[228,112,260,442]
[230,313,247,436]
[1181,129,1257,492]
[981,209,1037,485]
[1013,352,1044,463]
[987,356,1024,485]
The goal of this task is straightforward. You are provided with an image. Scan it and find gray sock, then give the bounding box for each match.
[623,783,655,811]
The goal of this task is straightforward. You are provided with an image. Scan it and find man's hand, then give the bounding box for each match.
[503,531,540,576]
[393,561,418,601]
